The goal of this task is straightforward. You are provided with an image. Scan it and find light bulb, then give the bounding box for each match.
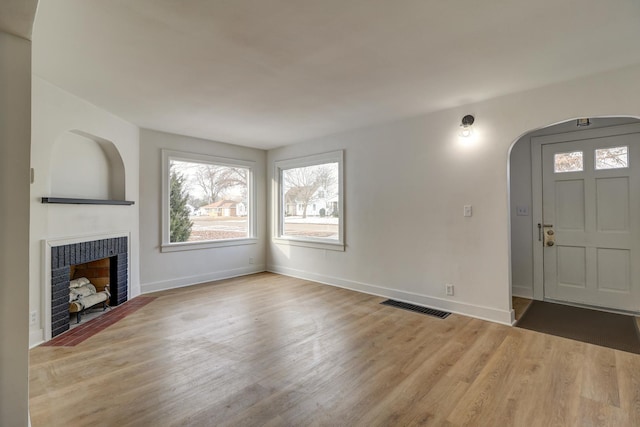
[459,125,472,137]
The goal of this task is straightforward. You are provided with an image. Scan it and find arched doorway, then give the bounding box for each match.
[510,117,640,316]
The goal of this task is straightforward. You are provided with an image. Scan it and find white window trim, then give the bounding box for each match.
[273,150,344,251]
[161,149,257,252]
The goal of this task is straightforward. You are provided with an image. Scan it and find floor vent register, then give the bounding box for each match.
[381,299,451,319]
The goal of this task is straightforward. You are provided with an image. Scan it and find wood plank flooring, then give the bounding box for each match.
[29,273,640,426]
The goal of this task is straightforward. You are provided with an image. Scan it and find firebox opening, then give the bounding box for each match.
[71,258,111,293]
[68,257,113,327]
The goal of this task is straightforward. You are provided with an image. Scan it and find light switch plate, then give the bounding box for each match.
[463,205,472,217]
[516,205,529,216]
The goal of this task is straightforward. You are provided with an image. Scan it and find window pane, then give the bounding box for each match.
[554,151,583,173]
[282,162,339,240]
[169,160,249,242]
[595,146,628,170]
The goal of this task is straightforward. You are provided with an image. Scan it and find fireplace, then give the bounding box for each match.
[50,237,128,338]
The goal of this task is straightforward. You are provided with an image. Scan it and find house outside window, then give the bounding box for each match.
[274,150,344,251]
[162,150,257,252]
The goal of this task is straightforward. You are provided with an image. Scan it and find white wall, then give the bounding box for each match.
[0,31,31,427]
[49,132,112,199]
[509,137,534,297]
[139,129,266,292]
[509,118,639,299]
[30,77,140,346]
[268,63,640,325]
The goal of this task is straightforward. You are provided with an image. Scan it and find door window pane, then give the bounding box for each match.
[554,151,583,173]
[595,146,628,170]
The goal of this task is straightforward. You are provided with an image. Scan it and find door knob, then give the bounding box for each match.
[546,241,555,247]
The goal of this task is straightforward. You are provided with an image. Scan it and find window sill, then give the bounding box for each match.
[161,238,258,253]
[273,237,344,252]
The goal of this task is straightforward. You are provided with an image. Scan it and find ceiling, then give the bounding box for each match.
[0,0,38,39]
[32,0,640,150]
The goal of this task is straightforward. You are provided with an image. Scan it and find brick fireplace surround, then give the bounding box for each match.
[50,237,128,338]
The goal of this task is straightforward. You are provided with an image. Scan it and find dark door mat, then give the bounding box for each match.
[516,300,640,354]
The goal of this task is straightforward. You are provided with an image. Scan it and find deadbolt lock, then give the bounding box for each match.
[543,224,555,247]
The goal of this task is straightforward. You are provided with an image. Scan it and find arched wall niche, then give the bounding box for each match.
[49,130,126,200]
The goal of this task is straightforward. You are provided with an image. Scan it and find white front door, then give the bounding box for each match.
[541,133,640,311]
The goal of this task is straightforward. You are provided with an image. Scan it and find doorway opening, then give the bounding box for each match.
[509,117,640,315]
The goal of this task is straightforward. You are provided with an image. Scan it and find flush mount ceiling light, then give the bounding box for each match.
[576,118,591,127]
[459,114,475,137]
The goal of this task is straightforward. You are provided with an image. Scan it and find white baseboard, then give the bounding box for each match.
[140,265,266,294]
[268,265,514,325]
[29,329,44,349]
[512,286,533,299]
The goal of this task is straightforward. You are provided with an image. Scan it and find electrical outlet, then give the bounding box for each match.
[249,257,254,264]
[30,311,37,325]
[445,284,454,296]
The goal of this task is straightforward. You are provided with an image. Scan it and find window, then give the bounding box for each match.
[162,150,256,252]
[595,146,628,170]
[274,151,344,251]
[554,151,583,173]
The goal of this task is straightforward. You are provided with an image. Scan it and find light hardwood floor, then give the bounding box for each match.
[29,273,640,426]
